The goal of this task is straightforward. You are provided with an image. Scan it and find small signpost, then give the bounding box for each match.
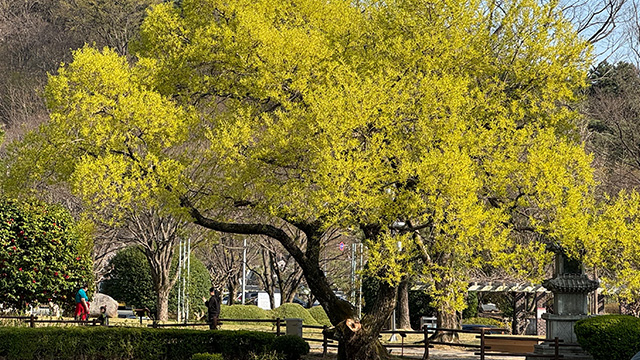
[339,241,345,251]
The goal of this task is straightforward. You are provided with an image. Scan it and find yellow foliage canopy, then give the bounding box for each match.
[9,0,640,311]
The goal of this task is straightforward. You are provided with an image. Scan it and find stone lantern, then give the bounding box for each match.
[529,251,598,359]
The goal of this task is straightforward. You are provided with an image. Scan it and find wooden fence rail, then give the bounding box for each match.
[0,315,103,327]
[475,329,563,360]
[2,314,567,359]
[148,318,283,336]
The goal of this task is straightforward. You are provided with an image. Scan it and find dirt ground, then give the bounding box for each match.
[304,344,527,360]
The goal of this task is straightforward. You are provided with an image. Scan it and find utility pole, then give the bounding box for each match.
[177,240,182,323]
[242,238,247,304]
[186,237,191,322]
[182,239,188,322]
[177,238,191,323]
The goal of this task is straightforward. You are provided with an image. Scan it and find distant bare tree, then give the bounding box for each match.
[106,208,190,321]
[559,0,637,62]
[562,0,627,44]
[0,0,79,136]
[251,235,304,308]
[586,61,640,193]
[196,235,260,304]
[92,228,130,284]
[0,0,159,139]
[55,0,161,56]
[626,0,640,64]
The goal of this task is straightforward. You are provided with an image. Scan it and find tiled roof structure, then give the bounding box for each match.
[542,274,599,294]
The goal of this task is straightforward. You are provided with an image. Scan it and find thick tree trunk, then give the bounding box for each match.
[397,278,411,329]
[150,267,173,321]
[157,289,170,321]
[144,244,177,321]
[131,211,180,322]
[334,280,398,360]
[338,326,388,360]
[275,236,398,359]
[227,280,237,305]
[434,303,460,342]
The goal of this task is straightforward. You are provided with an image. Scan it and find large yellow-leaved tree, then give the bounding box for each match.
[3,0,609,357]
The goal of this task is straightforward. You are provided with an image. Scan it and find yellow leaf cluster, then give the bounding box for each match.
[10,0,634,311]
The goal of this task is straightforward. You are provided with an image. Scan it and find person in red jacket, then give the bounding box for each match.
[74,284,90,321]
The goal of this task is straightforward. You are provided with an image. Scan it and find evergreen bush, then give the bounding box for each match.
[270,335,309,360]
[101,247,156,311]
[408,290,437,330]
[575,315,640,360]
[0,199,93,310]
[169,255,211,319]
[462,292,479,319]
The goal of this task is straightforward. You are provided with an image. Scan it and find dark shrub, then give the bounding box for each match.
[216,331,275,360]
[408,290,437,330]
[0,327,276,360]
[575,315,640,360]
[463,292,479,319]
[101,247,156,311]
[271,335,309,360]
[192,354,223,360]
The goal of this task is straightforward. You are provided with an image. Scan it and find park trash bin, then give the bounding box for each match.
[286,318,303,337]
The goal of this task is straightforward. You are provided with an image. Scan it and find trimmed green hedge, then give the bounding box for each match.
[221,305,271,321]
[575,315,640,360]
[308,306,332,326]
[272,304,318,325]
[462,317,507,327]
[221,303,328,327]
[0,327,276,360]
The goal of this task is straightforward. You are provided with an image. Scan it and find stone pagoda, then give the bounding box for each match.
[528,251,598,360]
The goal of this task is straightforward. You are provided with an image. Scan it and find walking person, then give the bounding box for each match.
[203,287,220,330]
[75,284,90,321]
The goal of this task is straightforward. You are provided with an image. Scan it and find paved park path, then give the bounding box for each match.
[389,347,525,360]
[309,344,526,360]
